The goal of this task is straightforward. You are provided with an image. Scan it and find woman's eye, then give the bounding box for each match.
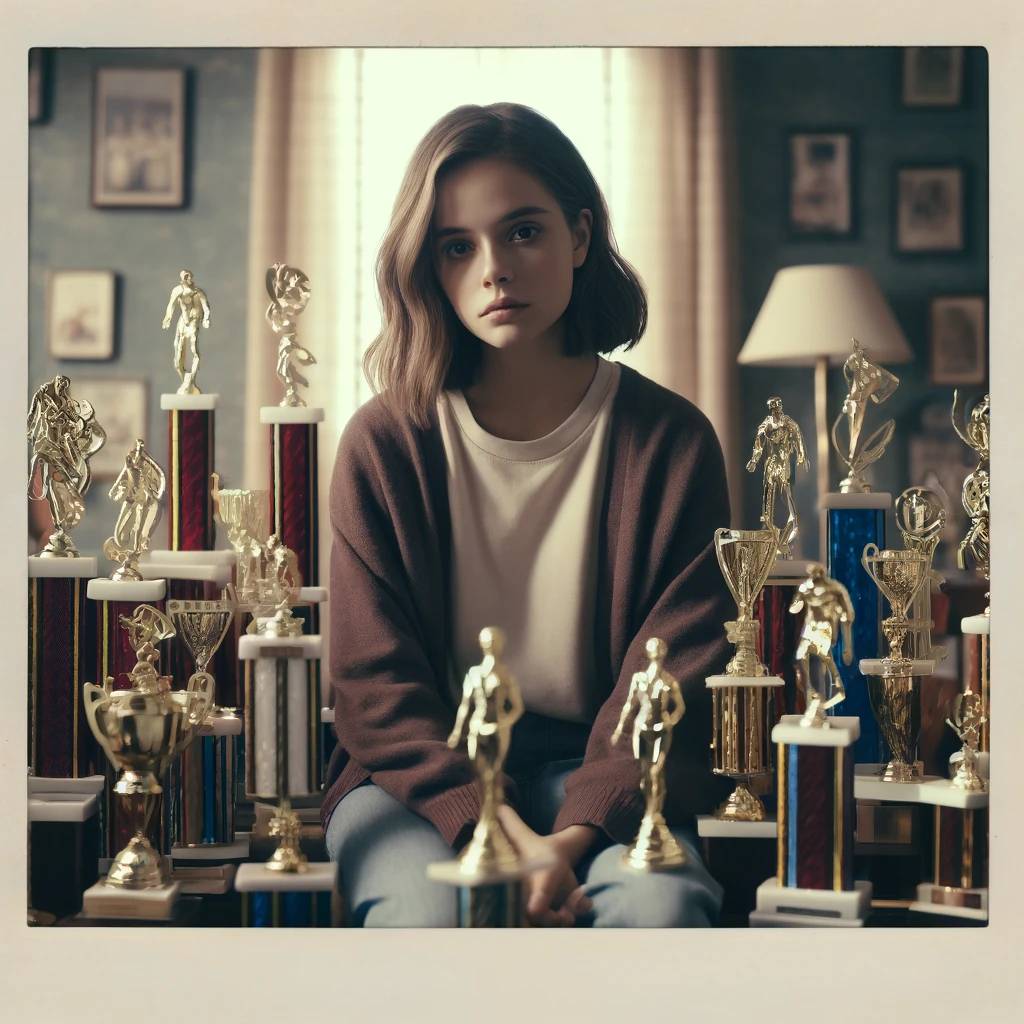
[511,224,539,242]
[442,240,471,258]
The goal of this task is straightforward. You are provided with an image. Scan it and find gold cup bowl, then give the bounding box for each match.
[84,674,215,889]
[860,544,930,668]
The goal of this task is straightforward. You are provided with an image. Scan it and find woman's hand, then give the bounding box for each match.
[498,808,597,927]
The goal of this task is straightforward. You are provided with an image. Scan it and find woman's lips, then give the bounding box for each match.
[483,304,527,322]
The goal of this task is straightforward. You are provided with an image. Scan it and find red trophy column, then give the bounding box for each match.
[161,393,217,553]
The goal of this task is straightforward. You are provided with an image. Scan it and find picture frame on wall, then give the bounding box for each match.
[929,294,987,386]
[902,47,965,107]
[894,164,966,254]
[46,269,117,361]
[786,129,855,238]
[67,378,147,479]
[29,48,49,124]
[91,67,186,208]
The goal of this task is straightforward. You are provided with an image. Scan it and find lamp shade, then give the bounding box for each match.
[738,265,913,367]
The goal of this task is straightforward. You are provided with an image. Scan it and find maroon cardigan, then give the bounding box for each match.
[321,364,734,848]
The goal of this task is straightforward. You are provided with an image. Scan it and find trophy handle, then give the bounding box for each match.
[860,542,880,579]
[82,678,115,765]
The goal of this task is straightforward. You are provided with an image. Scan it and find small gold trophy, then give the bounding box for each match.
[27,375,107,558]
[830,338,899,493]
[788,563,855,728]
[611,638,687,870]
[952,390,990,611]
[707,527,784,821]
[947,689,986,792]
[746,397,809,560]
[82,605,215,914]
[894,486,947,664]
[859,544,933,782]
[161,269,211,396]
[428,627,550,926]
[102,440,167,581]
[211,474,269,605]
[167,591,236,713]
[266,262,316,407]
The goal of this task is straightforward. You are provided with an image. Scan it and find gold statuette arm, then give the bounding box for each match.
[161,287,180,329]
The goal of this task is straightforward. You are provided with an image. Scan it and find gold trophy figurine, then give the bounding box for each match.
[746,397,809,559]
[161,269,211,395]
[102,440,166,581]
[831,338,899,493]
[611,638,687,871]
[27,375,107,557]
[211,473,269,607]
[266,262,316,407]
[951,390,990,613]
[83,605,215,891]
[254,534,304,637]
[895,486,947,664]
[946,689,986,792]
[788,563,855,728]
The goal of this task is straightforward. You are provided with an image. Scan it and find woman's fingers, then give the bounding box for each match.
[563,883,593,918]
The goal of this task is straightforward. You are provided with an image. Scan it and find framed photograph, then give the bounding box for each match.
[46,270,117,360]
[68,379,147,479]
[29,48,49,124]
[894,164,965,254]
[786,130,855,238]
[929,295,987,385]
[902,47,964,107]
[91,67,186,208]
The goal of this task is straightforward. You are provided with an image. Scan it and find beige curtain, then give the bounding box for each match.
[609,48,741,517]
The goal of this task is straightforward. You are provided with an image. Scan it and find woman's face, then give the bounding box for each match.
[431,157,591,355]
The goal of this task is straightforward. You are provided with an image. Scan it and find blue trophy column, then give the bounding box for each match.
[823,493,889,764]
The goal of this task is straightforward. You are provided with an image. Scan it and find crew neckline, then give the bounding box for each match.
[445,357,619,462]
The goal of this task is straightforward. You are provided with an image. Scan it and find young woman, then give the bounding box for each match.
[322,102,734,927]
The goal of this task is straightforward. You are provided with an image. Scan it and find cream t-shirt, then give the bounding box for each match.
[437,357,621,721]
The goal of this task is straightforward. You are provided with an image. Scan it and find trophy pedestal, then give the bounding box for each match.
[29,792,101,920]
[161,392,218,552]
[146,548,236,568]
[29,774,105,796]
[697,817,777,838]
[961,614,990,635]
[758,564,805,718]
[235,861,340,927]
[853,765,986,806]
[822,490,890,763]
[81,879,182,921]
[428,855,553,928]
[910,883,988,921]
[749,877,872,927]
[961,613,990,753]
[29,557,101,780]
[858,658,934,676]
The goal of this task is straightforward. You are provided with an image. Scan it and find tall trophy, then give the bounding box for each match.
[894,486,947,665]
[80,604,215,919]
[706,528,784,822]
[428,627,551,926]
[821,338,900,763]
[858,544,934,782]
[611,638,687,870]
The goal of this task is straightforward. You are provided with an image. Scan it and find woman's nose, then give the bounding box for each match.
[481,244,513,287]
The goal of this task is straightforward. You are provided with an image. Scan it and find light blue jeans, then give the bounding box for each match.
[325,757,723,928]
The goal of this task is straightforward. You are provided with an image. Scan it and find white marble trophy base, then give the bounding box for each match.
[705,674,784,689]
[28,792,99,823]
[773,714,860,746]
[145,549,237,569]
[160,393,219,411]
[820,491,892,511]
[82,880,182,920]
[238,634,323,660]
[141,560,232,586]
[28,774,106,797]
[697,816,777,839]
[749,877,872,927]
[171,838,250,862]
[28,556,99,579]
[198,709,243,737]
[259,405,325,425]
[320,707,335,725]
[854,764,989,807]
[296,586,329,606]
[961,613,990,636]
[910,883,988,921]
[858,658,935,677]
[87,577,167,602]
[769,559,813,581]
[235,861,337,893]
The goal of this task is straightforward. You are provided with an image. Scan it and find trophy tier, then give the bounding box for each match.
[28,555,99,578]
[160,393,219,411]
[909,884,988,922]
[853,764,990,808]
[144,549,237,568]
[961,614,990,635]
[750,877,872,928]
[235,860,337,893]
[29,774,106,797]
[141,560,232,586]
[29,791,99,824]
[772,714,861,747]
[260,405,325,424]
[86,577,168,602]
[237,634,323,660]
[706,674,784,688]
[696,817,777,839]
[858,658,935,677]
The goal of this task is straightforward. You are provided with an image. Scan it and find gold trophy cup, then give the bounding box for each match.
[859,544,932,782]
[83,605,215,890]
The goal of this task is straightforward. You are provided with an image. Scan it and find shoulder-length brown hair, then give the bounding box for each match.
[363,102,648,427]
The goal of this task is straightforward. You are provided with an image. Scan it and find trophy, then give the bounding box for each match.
[428,627,551,926]
[707,528,784,821]
[894,487,947,664]
[611,638,686,870]
[81,605,214,915]
[788,563,855,728]
[212,475,269,607]
[830,338,899,494]
[746,397,809,561]
[859,544,933,782]
[27,375,107,558]
[102,440,167,582]
[947,689,986,793]
[161,269,211,396]
[266,262,315,408]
